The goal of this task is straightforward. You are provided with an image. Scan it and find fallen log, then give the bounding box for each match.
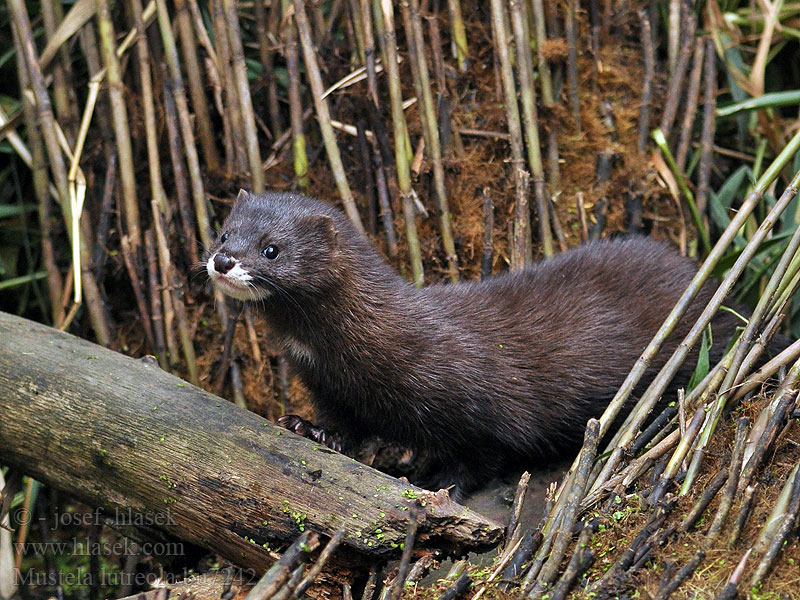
[0,312,502,572]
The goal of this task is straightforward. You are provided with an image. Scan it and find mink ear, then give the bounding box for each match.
[308,215,340,250]
[236,189,251,203]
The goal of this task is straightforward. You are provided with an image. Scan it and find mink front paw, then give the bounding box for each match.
[277,414,343,452]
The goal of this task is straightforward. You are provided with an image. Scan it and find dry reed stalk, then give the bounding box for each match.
[162,75,199,267]
[371,134,399,257]
[704,417,749,543]
[129,0,167,216]
[144,229,168,370]
[294,0,367,235]
[481,187,494,279]
[548,524,594,600]
[41,0,80,145]
[406,0,458,282]
[92,152,116,278]
[509,0,553,258]
[152,201,199,385]
[254,0,284,137]
[592,155,800,488]
[679,467,729,532]
[283,0,309,189]
[186,0,233,172]
[503,471,530,555]
[9,0,72,240]
[489,0,531,269]
[95,0,142,258]
[174,0,220,171]
[527,420,600,598]
[77,16,112,147]
[223,0,265,192]
[388,513,420,600]
[156,0,212,250]
[696,39,716,216]
[346,0,367,65]
[292,529,347,599]
[749,462,800,587]
[637,8,654,155]
[566,0,580,128]
[530,0,560,189]
[675,38,705,173]
[356,120,378,234]
[359,0,379,104]
[12,29,63,325]
[120,234,155,351]
[667,0,680,74]
[659,8,696,141]
[377,0,424,284]
[447,0,468,71]
[245,531,320,600]
[243,306,263,366]
[530,0,553,106]
[77,220,112,346]
[212,0,248,171]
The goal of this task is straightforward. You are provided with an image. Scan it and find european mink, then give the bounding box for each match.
[208,189,741,500]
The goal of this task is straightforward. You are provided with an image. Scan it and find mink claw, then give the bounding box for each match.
[277,414,343,452]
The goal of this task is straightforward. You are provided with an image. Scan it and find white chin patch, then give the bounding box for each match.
[207,255,271,302]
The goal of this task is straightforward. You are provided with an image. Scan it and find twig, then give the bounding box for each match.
[728,484,758,548]
[548,522,596,600]
[749,464,800,587]
[437,573,471,600]
[360,565,379,600]
[678,466,728,532]
[244,531,320,600]
[696,39,716,216]
[654,550,705,600]
[637,8,654,155]
[675,39,705,173]
[504,471,530,553]
[659,8,695,141]
[714,549,751,600]
[528,419,600,597]
[481,187,494,279]
[356,120,377,234]
[388,512,420,600]
[565,0,580,128]
[292,529,347,599]
[705,417,749,542]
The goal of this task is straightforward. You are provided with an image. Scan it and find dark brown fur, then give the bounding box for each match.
[209,191,742,499]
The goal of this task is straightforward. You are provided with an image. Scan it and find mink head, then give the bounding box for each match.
[207,190,345,302]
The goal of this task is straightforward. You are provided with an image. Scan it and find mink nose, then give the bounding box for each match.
[213,253,236,274]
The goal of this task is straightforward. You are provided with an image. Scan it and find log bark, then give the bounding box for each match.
[0,312,502,573]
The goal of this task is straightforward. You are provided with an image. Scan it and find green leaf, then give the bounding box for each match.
[687,328,711,393]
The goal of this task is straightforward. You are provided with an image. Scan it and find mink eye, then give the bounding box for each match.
[262,245,279,259]
[219,232,229,244]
